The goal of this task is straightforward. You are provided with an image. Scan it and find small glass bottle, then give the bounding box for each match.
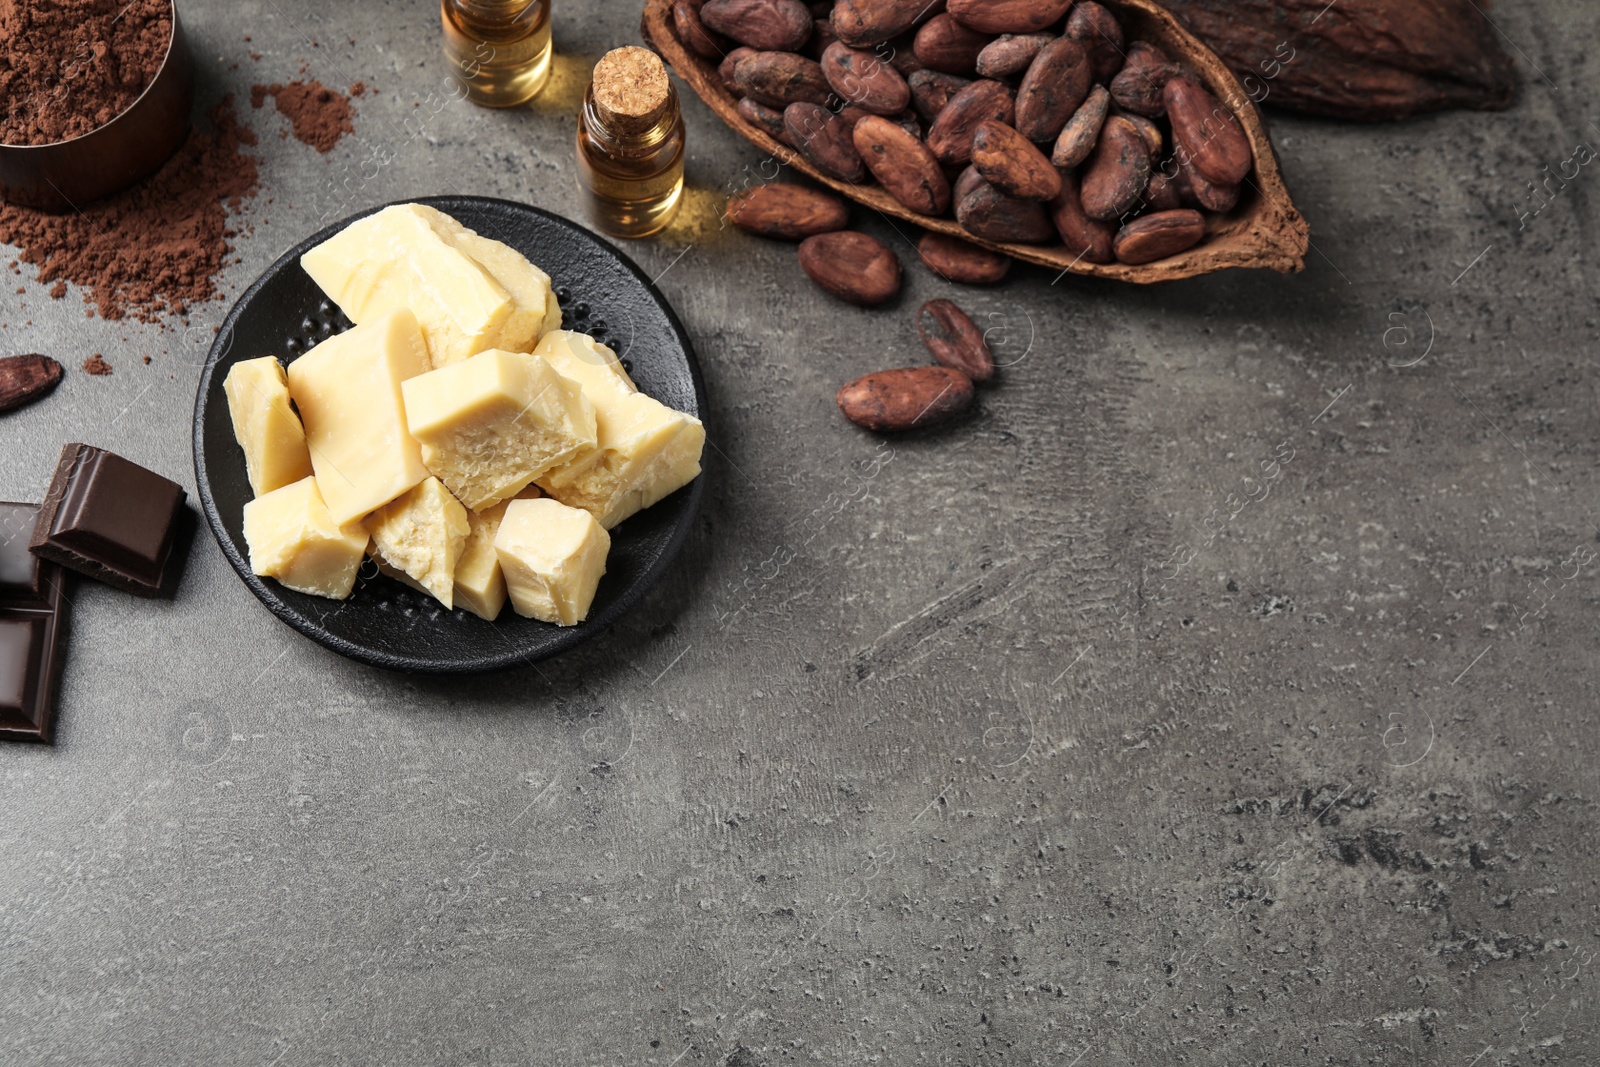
[577,46,685,239]
[441,0,553,108]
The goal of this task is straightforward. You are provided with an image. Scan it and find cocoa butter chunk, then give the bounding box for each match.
[365,477,471,610]
[494,498,611,627]
[836,366,974,432]
[223,356,314,497]
[244,476,369,600]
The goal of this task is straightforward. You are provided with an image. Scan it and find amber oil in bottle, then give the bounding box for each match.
[442,0,552,108]
[577,46,685,238]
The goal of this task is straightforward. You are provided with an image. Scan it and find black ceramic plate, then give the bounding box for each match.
[193,196,708,674]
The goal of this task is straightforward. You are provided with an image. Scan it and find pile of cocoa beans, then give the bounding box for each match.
[678,0,1257,266]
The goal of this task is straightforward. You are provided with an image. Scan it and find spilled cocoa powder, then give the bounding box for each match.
[251,80,354,153]
[82,354,113,375]
[0,0,173,146]
[0,96,260,322]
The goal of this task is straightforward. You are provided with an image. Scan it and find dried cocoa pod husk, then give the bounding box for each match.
[1159,0,1516,121]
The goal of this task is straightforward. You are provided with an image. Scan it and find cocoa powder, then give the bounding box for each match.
[251,80,354,153]
[0,97,260,322]
[0,0,173,146]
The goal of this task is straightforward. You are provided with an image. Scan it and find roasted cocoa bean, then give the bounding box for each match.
[739,97,791,142]
[947,0,1074,35]
[701,0,814,52]
[1015,36,1091,142]
[822,41,913,114]
[1142,170,1183,212]
[736,51,834,108]
[1164,75,1252,185]
[971,120,1061,201]
[853,114,952,215]
[799,231,903,304]
[913,13,992,75]
[952,164,986,204]
[675,0,732,60]
[0,353,63,413]
[837,365,974,432]
[1080,114,1150,219]
[956,177,1057,243]
[832,0,940,47]
[1050,84,1109,168]
[784,102,867,181]
[1065,1,1123,83]
[975,33,1054,79]
[720,46,756,94]
[839,105,921,139]
[918,232,1013,284]
[1049,173,1116,263]
[727,182,850,238]
[1125,113,1164,161]
[908,69,970,122]
[917,299,995,382]
[1174,153,1240,212]
[1109,42,1179,117]
[926,79,1015,166]
[1113,208,1206,264]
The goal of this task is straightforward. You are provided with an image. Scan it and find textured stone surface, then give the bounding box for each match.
[2,2,1597,1064]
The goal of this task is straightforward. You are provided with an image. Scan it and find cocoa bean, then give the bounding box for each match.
[1158,0,1515,122]
[727,182,850,239]
[908,69,970,122]
[1014,36,1091,143]
[1080,114,1150,220]
[956,177,1056,243]
[925,79,1015,166]
[822,41,912,115]
[838,366,973,432]
[952,164,986,204]
[702,0,814,52]
[784,102,867,181]
[1065,1,1123,83]
[888,32,925,75]
[1164,75,1252,185]
[917,299,994,382]
[736,51,833,108]
[1124,113,1164,161]
[839,105,921,139]
[975,33,1054,79]
[804,13,840,58]
[1109,42,1179,118]
[0,353,63,413]
[971,120,1061,201]
[1142,170,1183,212]
[913,13,992,76]
[853,115,952,215]
[1050,84,1109,169]
[1113,208,1206,264]
[1049,173,1116,264]
[738,97,791,141]
[675,0,732,60]
[832,0,941,47]
[720,46,756,94]
[1173,154,1239,212]
[918,232,1013,284]
[799,231,903,305]
[947,0,1074,35]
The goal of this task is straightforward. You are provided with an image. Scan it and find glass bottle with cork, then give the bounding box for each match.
[577,46,685,239]
[441,0,553,107]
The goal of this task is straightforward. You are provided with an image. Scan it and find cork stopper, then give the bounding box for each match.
[592,46,672,135]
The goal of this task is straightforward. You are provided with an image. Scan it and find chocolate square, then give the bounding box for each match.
[0,501,45,602]
[30,443,188,597]
[0,503,67,744]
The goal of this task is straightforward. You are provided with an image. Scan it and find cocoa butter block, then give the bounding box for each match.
[0,502,68,744]
[30,444,189,598]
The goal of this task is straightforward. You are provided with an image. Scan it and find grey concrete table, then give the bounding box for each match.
[3,2,1596,1064]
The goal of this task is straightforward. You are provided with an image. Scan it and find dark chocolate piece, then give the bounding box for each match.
[0,501,68,744]
[30,443,188,598]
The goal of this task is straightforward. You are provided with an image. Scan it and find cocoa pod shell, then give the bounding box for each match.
[784,102,866,181]
[925,79,1015,166]
[1051,84,1109,169]
[1066,1,1124,83]
[738,97,790,141]
[918,232,1013,284]
[1159,0,1516,121]
[853,114,952,215]
[975,33,1054,79]
[1080,114,1150,219]
[956,177,1057,243]
[798,231,904,305]
[1049,172,1117,264]
[1015,36,1092,142]
[837,366,974,432]
[701,0,814,52]
[832,0,942,47]
[675,0,732,60]
[947,0,1074,35]
[908,69,970,122]
[1164,75,1252,185]
[1114,208,1206,264]
[822,41,913,115]
[913,13,992,76]
[736,51,833,108]
[917,299,995,382]
[0,353,63,413]
[727,182,850,238]
[971,120,1061,201]
[1109,41,1180,117]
